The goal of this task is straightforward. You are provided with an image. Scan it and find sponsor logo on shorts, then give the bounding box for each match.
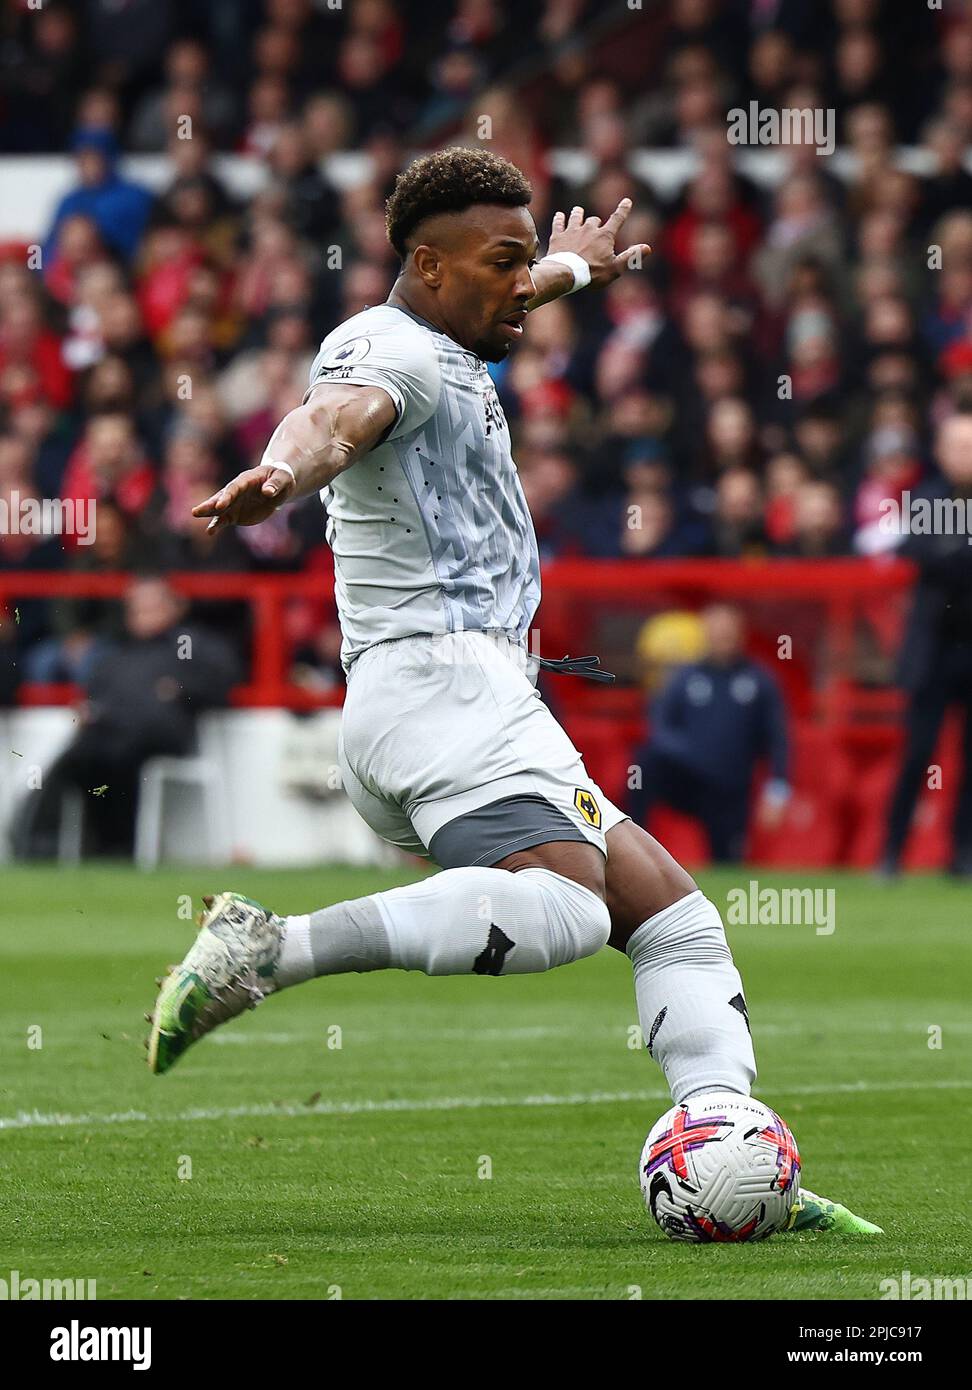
[574,788,601,828]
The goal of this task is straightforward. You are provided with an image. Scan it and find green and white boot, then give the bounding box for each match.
[786,1186,884,1235]
[147,892,285,1075]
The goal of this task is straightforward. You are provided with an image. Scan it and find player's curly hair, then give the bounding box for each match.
[384,147,532,259]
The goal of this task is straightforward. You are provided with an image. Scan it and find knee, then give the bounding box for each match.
[567,888,612,962]
[520,867,611,965]
[628,891,733,968]
[572,887,612,959]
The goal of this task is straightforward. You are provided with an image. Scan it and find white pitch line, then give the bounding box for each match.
[1,1077,969,1132]
[206,1019,972,1045]
[209,1025,581,1045]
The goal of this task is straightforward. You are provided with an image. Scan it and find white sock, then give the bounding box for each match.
[626,890,756,1104]
[275,914,314,987]
[276,865,610,986]
[276,898,390,988]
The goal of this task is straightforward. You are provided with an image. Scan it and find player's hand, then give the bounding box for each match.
[192,463,296,534]
[546,199,651,290]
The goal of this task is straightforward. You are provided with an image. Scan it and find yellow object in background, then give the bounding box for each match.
[635,610,706,693]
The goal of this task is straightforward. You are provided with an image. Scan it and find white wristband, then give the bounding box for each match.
[263,460,297,485]
[542,251,592,294]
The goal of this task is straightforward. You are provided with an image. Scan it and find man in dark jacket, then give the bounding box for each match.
[627,603,791,862]
[881,410,972,874]
[15,576,240,857]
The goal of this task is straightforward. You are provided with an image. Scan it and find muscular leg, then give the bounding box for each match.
[602,819,695,951]
[604,819,756,1102]
[276,836,609,984]
[151,831,612,1073]
[494,837,605,898]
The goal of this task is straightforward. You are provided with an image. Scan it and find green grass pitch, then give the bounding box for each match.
[1,863,969,1300]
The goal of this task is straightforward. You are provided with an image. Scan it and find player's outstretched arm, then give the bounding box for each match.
[192,382,398,533]
[528,199,652,311]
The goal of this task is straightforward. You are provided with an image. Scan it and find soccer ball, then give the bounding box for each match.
[639,1091,800,1243]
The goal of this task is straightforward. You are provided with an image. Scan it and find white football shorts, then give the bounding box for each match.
[338,630,628,866]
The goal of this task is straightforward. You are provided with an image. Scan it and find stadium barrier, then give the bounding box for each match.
[2,559,958,868]
[0,145,962,242]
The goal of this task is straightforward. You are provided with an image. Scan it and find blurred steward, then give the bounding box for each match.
[881,410,972,874]
[14,576,240,858]
[627,603,791,863]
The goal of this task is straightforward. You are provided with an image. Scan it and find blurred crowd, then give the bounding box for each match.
[1,0,972,697]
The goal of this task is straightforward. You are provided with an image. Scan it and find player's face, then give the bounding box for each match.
[437,205,540,362]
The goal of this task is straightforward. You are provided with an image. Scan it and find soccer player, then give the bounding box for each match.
[149,149,878,1236]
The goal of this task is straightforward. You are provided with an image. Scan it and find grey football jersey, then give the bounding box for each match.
[306,303,542,671]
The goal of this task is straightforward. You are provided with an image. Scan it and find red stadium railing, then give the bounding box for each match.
[9,558,960,868]
[1,569,338,709]
[538,556,917,726]
[0,557,915,710]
